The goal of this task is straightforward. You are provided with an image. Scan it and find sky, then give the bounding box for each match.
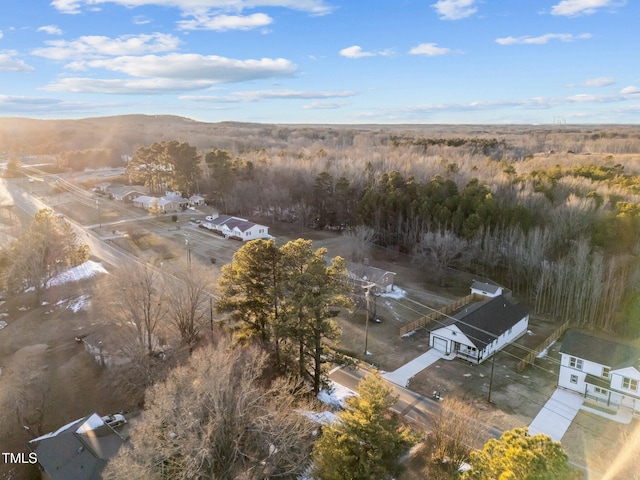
[0,0,638,124]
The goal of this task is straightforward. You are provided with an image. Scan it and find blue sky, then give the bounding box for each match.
[0,0,638,123]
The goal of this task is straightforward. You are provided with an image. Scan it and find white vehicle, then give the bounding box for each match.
[102,413,127,429]
[206,215,216,222]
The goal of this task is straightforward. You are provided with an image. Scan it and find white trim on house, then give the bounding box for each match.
[429,295,529,364]
[201,214,270,241]
[558,331,640,416]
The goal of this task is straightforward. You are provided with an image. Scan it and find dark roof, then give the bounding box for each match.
[437,295,529,349]
[560,330,640,369]
[29,413,126,480]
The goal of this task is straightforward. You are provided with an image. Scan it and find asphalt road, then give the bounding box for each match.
[330,365,503,439]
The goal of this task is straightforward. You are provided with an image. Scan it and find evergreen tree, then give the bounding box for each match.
[463,428,577,480]
[312,371,415,480]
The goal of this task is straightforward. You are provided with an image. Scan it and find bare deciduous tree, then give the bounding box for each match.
[426,397,487,473]
[102,338,316,480]
[106,261,167,355]
[166,262,213,348]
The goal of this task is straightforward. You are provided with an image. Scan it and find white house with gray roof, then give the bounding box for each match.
[559,330,640,416]
[429,295,529,364]
[202,214,270,241]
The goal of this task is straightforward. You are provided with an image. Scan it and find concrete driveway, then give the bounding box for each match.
[528,388,584,441]
[383,348,445,387]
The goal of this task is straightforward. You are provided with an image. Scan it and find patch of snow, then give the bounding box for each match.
[463,373,472,377]
[317,382,357,408]
[18,306,28,311]
[379,286,406,299]
[401,330,416,338]
[67,295,91,313]
[0,313,8,318]
[0,320,7,329]
[536,340,556,359]
[24,287,35,293]
[299,410,337,425]
[527,330,534,335]
[41,301,49,306]
[47,261,108,288]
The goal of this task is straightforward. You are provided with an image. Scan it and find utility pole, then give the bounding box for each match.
[488,352,496,403]
[210,297,214,334]
[363,283,375,356]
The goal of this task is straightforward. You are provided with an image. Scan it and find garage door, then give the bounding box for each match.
[432,336,449,353]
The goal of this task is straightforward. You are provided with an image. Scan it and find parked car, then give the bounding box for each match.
[205,215,216,222]
[190,218,201,224]
[102,413,127,429]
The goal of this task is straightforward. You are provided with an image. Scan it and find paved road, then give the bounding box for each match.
[330,366,503,439]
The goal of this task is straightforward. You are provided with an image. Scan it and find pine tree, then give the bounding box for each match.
[312,371,415,480]
[463,428,577,480]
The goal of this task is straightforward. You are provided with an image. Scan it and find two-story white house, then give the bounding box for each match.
[559,330,640,416]
[429,295,529,364]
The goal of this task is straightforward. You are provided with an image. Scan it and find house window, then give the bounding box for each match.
[570,374,578,384]
[602,367,610,379]
[569,357,583,370]
[594,386,607,395]
[622,377,638,391]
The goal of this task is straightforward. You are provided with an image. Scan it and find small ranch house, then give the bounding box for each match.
[429,295,529,364]
[348,264,396,294]
[559,330,640,416]
[107,185,148,202]
[202,214,270,241]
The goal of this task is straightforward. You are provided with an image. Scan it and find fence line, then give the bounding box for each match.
[398,293,478,337]
[516,319,570,372]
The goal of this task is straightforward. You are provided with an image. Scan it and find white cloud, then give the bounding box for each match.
[51,0,334,16]
[38,25,63,35]
[89,54,294,81]
[339,46,374,59]
[302,101,348,109]
[408,43,451,56]
[32,33,180,60]
[0,52,35,72]
[620,86,640,96]
[580,77,615,87]
[551,0,624,16]
[43,77,219,94]
[178,13,273,31]
[496,33,591,45]
[432,0,477,20]
[182,89,356,102]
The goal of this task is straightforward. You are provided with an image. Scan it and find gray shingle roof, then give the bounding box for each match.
[560,330,640,369]
[438,295,529,349]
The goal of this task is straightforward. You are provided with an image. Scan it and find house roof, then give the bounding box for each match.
[560,330,640,369]
[29,413,126,480]
[436,295,529,349]
[471,281,502,294]
[348,264,396,285]
[107,185,148,197]
[210,214,266,232]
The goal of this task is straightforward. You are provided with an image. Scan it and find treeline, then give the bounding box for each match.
[57,148,123,170]
[191,137,640,337]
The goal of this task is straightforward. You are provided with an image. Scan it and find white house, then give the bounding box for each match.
[470,280,504,298]
[202,214,270,241]
[429,295,529,364]
[133,193,188,213]
[558,330,640,416]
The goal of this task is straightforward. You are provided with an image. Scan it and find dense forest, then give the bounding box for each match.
[4,116,640,337]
